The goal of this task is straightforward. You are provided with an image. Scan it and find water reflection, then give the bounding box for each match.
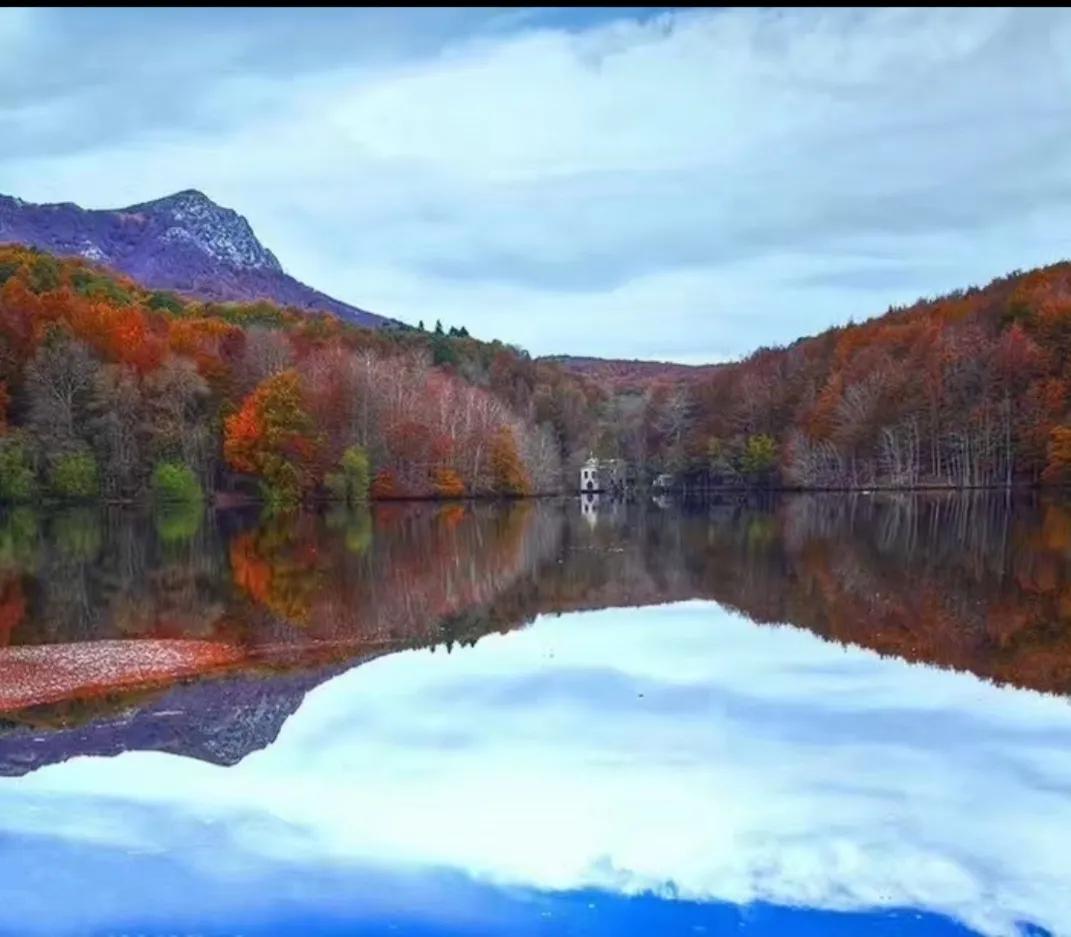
[2,495,1071,763]
[0,495,1069,934]
[0,602,1067,936]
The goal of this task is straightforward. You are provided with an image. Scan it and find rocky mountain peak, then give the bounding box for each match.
[0,189,392,328]
[124,189,283,273]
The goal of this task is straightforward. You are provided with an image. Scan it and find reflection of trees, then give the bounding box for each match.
[419,493,1071,697]
[229,513,324,625]
[0,506,233,646]
[0,577,25,647]
[228,500,557,657]
[531,493,1071,696]
[5,492,1071,724]
[325,506,372,556]
[153,500,203,546]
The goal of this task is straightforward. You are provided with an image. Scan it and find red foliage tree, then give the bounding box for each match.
[224,370,320,502]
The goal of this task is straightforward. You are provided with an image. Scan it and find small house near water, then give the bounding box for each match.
[579,456,626,495]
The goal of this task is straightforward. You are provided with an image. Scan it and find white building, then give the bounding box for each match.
[579,456,625,494]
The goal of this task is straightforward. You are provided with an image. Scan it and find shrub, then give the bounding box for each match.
[324,472,348,501]
[370,469,398,500]
[28,255,61,293]
[339,445,371,505]
[432,466,465,498]
[71,270,134,305]
[151,461,203,504]
[49,451,99,500]
[740,434,778,485]
[0,436,36,503]
[147,291,185,314]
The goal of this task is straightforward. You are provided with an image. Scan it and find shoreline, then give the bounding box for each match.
[0,482,1062,512]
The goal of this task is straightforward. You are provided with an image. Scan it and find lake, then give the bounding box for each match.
[0,493,1068,937]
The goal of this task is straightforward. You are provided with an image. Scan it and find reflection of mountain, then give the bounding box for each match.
[0,501,560,774]
[0,663,348,776]
[2,494,1071,775]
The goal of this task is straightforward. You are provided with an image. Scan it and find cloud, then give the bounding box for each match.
[2,602,1070,936]
[1,8,1070,361]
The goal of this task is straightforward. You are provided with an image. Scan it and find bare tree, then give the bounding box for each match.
[234,326,293,396]
[143,357,213,481]
[91,365,145,498]
[655,386,693,472]
[25,330,99,466]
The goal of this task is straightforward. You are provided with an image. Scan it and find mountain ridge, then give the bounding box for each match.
[0,189,398,329]
[540,353,724,389]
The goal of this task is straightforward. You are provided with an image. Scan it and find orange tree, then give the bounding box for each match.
[489,426,530,496]
[1043,425,1071,485]
[224,370,320,504]
[432,466,465,498]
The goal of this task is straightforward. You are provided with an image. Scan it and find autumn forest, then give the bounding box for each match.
[2,243,1071,504]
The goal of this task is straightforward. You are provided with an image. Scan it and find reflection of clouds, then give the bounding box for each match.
[2,601,1070,936]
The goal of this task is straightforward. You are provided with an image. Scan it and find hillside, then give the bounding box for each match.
[0,190,395,329]
[3,238,1071,497]
[540,354,722,391]
[676,261,1071,489]
[0,244,595,504]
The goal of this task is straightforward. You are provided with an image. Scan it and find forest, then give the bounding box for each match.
[577,258,1071,491]
[0,245,602,505]
[678,261,1071,489]
[2,242,1071,502]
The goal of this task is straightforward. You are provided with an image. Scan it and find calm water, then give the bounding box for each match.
[0,494,1069,936]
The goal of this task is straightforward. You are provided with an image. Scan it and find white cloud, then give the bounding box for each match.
[4,602,1070,936]
[1,8,1070,361]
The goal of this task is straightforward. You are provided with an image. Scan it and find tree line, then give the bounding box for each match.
[4,244,1071,501]
[585,261,1071,491]
[0,246,584,505]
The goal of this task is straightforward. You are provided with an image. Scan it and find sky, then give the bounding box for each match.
[2,7,1071,362]
[1,602,1068,936]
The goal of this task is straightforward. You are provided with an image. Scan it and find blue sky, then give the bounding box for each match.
[2,8,1071,361]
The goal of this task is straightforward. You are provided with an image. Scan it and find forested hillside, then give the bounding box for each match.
[681,262,1071,488]
[0,245,606,504]
[3,242,1071,501]
[584,261,1071,490]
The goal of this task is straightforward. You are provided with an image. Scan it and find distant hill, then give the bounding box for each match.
[541,354,723,390]
[0,189,397,328]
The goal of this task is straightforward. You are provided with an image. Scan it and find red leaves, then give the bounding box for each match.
[489,426,530,496]
[224,370,321,500]
[1042,426,1071,484]
[223,401,265,475]
[432,467,465,498]
[0,277,42,358]
[370,469,399,500]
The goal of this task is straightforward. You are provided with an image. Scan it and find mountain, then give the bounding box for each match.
[0,190,397,328]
